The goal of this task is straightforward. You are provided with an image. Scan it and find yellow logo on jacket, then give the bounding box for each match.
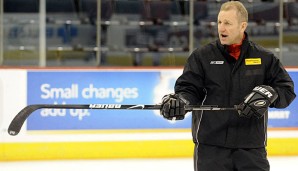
[245,58,261,65]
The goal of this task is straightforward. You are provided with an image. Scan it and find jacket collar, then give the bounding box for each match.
[216,32,250,63]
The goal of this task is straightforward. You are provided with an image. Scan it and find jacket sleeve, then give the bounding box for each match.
[266,55,296,108]
[174,50,206,105]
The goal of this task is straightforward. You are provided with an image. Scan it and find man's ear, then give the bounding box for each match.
[241,22,248,32]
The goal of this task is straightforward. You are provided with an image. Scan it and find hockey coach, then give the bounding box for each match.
[160,1,296,171]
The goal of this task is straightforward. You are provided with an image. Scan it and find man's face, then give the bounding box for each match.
[217,9,247,45]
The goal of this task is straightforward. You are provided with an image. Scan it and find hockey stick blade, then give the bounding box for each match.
[8,104,238,136]
[8,105,44,136]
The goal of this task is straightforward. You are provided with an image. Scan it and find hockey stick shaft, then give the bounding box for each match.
[8,104,238,136]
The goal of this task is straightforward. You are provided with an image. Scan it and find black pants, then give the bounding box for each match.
[194,143,270,171]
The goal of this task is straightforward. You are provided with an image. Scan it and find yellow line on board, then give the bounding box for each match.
[1,138,298,161]
[0,140,194,161]
[267,138,298,156]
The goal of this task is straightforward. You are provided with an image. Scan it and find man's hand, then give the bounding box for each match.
[238,85,278,118]
[160,93,189,120]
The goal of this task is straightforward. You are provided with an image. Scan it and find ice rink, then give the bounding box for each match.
[1,156,298,171]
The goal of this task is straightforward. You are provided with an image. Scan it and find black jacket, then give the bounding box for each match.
[175,33,296,148]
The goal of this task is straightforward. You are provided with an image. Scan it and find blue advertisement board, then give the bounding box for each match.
[27,70,298,131]
[27,70,190,130]
[267,71,298,128]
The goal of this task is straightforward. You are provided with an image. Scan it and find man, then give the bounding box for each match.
[160,1,296,171]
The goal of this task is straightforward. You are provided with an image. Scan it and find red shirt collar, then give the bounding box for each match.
[227,34,246,60]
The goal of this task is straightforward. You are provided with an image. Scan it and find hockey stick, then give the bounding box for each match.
[8,104,238,136]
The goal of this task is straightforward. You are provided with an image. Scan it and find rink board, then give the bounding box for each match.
[0,68,298,161]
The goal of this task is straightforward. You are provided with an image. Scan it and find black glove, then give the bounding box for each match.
[160,93,190,120]
[238,85,278,118]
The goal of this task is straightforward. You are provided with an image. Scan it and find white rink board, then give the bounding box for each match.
[0,68,298,143]
[0,69,27,141]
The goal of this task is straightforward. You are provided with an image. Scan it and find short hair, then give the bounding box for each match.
[220,1,248,22]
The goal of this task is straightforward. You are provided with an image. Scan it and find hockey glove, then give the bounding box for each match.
[238,85,278,119]
[160,93,190,120]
